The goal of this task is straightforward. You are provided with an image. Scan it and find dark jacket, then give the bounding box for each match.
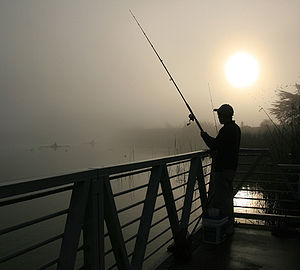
[201,121,241,172]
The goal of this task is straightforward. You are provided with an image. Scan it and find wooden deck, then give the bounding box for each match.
[157,225,300,270]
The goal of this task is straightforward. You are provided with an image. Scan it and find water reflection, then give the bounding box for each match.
[234,189,266,225]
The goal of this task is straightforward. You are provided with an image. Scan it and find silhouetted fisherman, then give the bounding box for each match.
[201,104,241,235]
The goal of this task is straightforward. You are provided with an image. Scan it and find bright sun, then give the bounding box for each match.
[225,52,259,88]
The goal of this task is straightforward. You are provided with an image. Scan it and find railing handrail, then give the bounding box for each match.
[277,164,300,170]
[0,150,212,200]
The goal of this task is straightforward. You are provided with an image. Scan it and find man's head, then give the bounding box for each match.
[213,104,234,124]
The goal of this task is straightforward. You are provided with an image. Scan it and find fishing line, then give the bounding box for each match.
[208,82,218,134]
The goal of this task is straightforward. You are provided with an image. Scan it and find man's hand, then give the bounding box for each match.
[187,114,195,126]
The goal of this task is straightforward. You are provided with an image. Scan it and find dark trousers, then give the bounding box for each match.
[208,170,235,229]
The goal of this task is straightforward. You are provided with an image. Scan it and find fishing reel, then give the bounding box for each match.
[187,113,195,126]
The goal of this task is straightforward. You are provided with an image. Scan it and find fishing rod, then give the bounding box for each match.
[208,82,218,134]
[129,10,204,133]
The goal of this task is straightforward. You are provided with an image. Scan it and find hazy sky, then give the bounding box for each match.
[1,0,299,143]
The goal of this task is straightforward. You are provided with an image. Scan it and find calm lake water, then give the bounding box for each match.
[0,143,162,183]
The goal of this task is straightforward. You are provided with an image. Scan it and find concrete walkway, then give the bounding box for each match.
[157,226,300,270]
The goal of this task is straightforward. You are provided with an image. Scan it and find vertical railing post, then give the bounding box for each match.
[298,173,300,202]
[103,175,130,270]
[180,158,200,229]
[196,158,209,217]
[131,165,162,270]
[160,165,180,239]
[83,171,104,270]
[58,178,91,270]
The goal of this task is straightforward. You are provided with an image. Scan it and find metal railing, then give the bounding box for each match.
[233,149,300,226]
[0,148,299,270]
[0,150,211,270]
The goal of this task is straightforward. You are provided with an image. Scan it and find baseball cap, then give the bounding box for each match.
[213,104,234,116]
